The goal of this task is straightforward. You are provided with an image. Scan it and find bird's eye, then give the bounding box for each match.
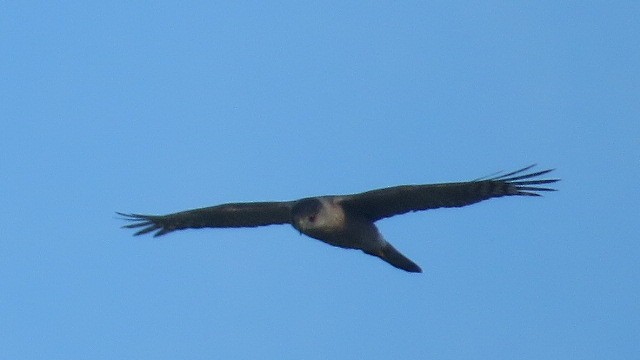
[308,215,316,222]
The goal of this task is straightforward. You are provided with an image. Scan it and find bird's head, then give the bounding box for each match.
[291,197,323,233]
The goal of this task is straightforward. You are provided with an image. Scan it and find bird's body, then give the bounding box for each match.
[119,165,559,273]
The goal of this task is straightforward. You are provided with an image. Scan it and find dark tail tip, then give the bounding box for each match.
[377,243,422,273]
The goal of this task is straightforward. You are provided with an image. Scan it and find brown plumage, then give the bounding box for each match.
[119,165,559,272]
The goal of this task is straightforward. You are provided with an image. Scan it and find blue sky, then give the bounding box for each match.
[1,2,638,359]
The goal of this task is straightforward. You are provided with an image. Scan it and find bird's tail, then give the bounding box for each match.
[367,243,422,273]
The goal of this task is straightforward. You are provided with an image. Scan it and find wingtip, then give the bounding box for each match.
[491,165,560,195]
[116,212,148,221]
[115,211,133,220]
[117,212,163,236]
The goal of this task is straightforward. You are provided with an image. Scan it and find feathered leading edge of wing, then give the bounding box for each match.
[118,201,294,237]
[339,165,559,222]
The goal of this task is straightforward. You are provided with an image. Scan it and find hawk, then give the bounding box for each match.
[119,165,558,273]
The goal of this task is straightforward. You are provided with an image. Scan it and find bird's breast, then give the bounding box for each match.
[296,199,343,235]
[298,199,380,250]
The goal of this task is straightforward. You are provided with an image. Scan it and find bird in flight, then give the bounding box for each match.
[119,165,558,273]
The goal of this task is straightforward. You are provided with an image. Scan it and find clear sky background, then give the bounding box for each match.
[2,2,638,359]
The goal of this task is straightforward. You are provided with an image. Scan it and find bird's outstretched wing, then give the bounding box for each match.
[339,165,559,222]
[118,201,294,237]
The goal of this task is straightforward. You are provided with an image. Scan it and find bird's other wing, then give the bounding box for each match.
[118,201,294,237]
[339,165,559,222]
